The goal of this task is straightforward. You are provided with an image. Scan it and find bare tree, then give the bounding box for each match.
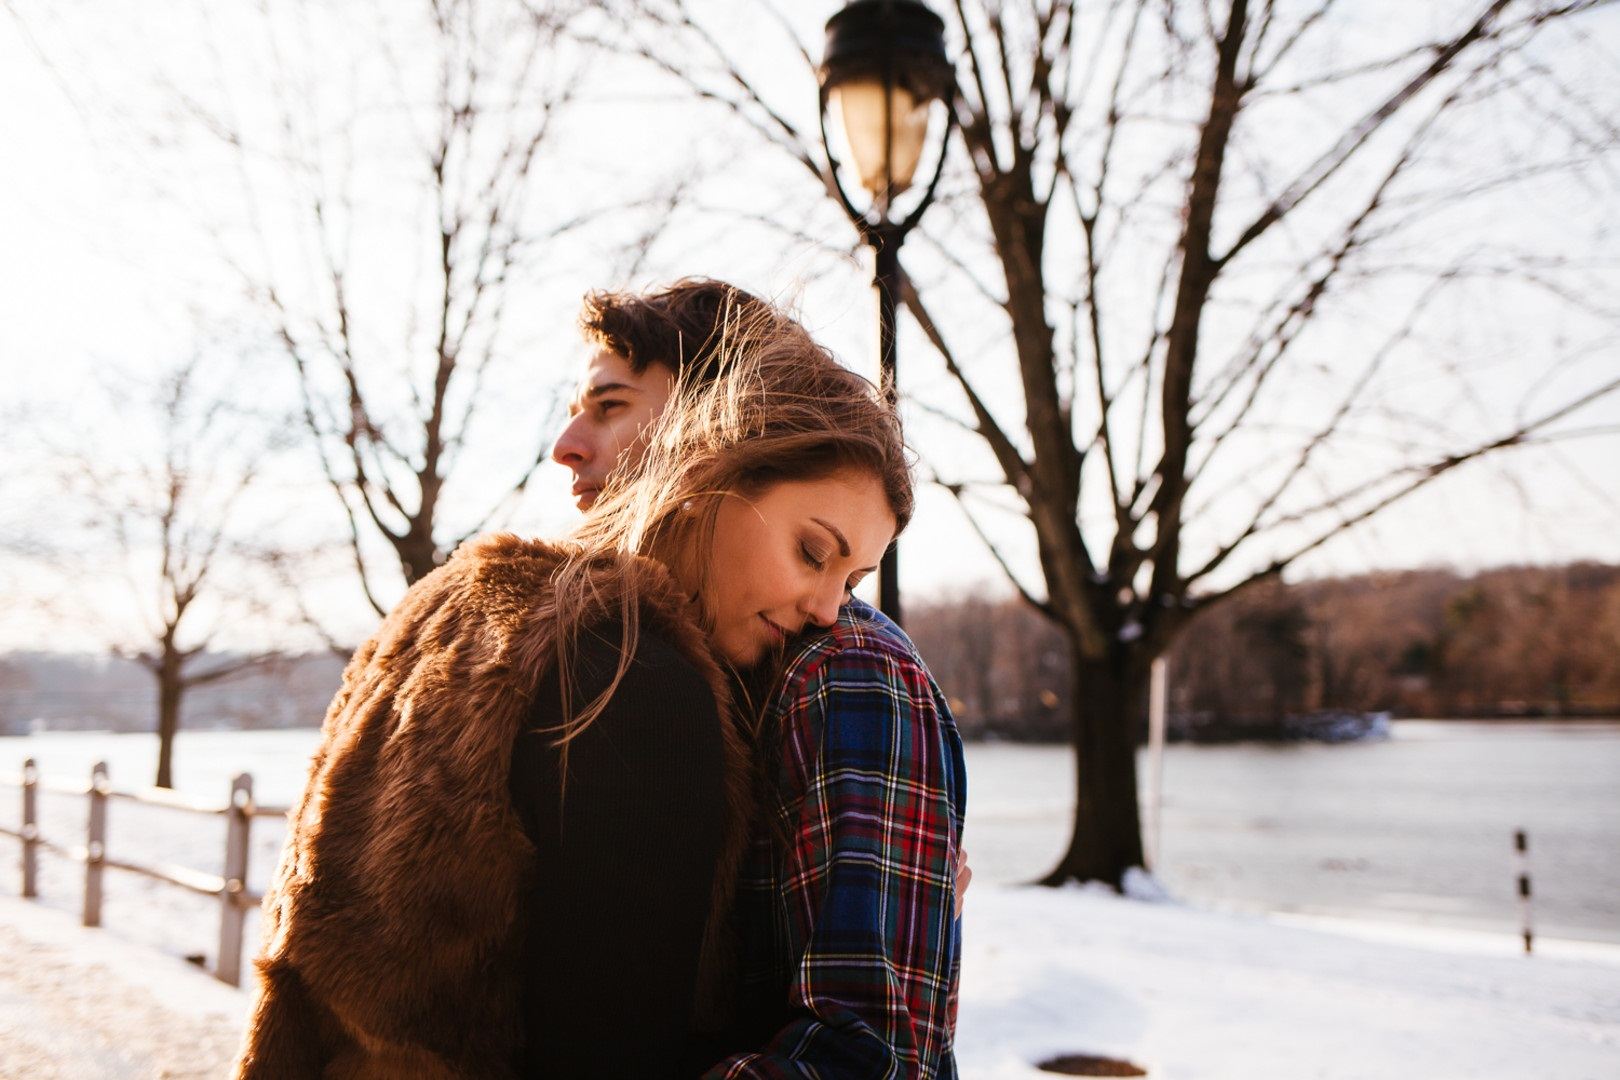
[167,0,605,611]
[0,658,31,737]
[51,361,284,788]
[619,0,1620,885]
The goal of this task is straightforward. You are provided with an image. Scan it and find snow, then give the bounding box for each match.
[3,731,1618,1076]
[0,895,249,1024]
[1120,866,1176,903]
[0,895,246,1078]
[4,882,1618,1078]
[954,885,1620,1080]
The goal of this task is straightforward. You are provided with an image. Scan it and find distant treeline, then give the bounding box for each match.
[4,563,1617,742]
[0,652,347,737]
[908,562,1620,742]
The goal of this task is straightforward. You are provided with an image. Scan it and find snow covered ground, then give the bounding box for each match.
[3,881,1616,1079]
[0,896,246,1078]
[955,882,1620,1080]
[3,731,1617,1077]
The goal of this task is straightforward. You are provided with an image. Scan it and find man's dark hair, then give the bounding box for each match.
[578,278,778,383]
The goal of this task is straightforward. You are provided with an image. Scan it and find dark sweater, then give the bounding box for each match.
[507,622,727,1079]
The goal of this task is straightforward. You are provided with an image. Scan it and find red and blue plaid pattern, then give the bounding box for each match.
[706,601,966,1079]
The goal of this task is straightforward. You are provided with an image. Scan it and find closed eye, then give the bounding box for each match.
[799,540,828,571]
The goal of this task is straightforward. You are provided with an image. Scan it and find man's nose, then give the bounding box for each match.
[551,416,591,467]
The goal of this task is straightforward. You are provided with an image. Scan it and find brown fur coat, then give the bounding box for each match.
[234,534,753,1079]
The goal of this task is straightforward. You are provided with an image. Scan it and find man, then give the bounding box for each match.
[553,279,754,512]
[699,597,965,1079]
[555,279,967,1078]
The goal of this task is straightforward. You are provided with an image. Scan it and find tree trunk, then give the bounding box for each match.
[155,653,183,790]
[1041,644,1147,888]
[396,524,441,586]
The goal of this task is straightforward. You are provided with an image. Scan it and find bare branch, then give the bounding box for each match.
[1147,0,1253,604]
[985,3,1025,156]
[1213,368,1620,591]
[1058,2,1153,534]
[182,650,282,689]
[908,395,998,441]
[1126,255,1178,508]
[456,432,558,546]
[598,0,823,182]
[921,468,1054,619]
[952,0,1008,176]
[1217,0,1517,267]
[899,269,1033,496]
[909,223,1008,308]
[1254,1,1614,97]
[1247,0,1336,82]
[1184,272,1453,589]
[1192,76,1458,443]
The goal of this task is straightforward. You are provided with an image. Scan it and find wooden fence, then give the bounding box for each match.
[0,759,290,987]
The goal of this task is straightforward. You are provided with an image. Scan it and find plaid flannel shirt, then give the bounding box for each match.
[705,600,967,1080]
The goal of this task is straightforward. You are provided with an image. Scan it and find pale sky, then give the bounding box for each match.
[2,0,1617,653]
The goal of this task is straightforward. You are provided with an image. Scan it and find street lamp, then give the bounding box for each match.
[819,0,955,627]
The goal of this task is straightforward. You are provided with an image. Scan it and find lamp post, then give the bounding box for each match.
[819,0,955,628]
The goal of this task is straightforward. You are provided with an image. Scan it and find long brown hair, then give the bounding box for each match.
[548,295,912,742]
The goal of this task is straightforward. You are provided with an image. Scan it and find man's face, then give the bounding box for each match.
[551,348,675,512]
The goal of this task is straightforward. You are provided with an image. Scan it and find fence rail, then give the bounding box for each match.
[0,759,291,986]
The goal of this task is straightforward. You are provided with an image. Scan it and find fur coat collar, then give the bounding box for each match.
[234,534,752,1078]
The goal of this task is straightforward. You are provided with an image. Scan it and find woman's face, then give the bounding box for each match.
[700,468,897,667]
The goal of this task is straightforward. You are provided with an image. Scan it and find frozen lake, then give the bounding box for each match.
[0,719,1616,969]
[968,721,1620,945]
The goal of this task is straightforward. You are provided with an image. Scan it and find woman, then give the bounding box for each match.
[233,303,911,1079]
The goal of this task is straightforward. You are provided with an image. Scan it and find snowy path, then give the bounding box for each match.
[0,897,247,1079]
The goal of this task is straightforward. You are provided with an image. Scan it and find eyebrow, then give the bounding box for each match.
[568,381,639,414]
[584,381,638,400]
[811,517,851,558]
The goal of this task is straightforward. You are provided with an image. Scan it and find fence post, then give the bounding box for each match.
[217,773,253,986]
[83,761,108,927]
[1515,829,1534,955]
[21,759,38,898]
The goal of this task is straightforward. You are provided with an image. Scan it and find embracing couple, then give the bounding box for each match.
[233,280,967,1079]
